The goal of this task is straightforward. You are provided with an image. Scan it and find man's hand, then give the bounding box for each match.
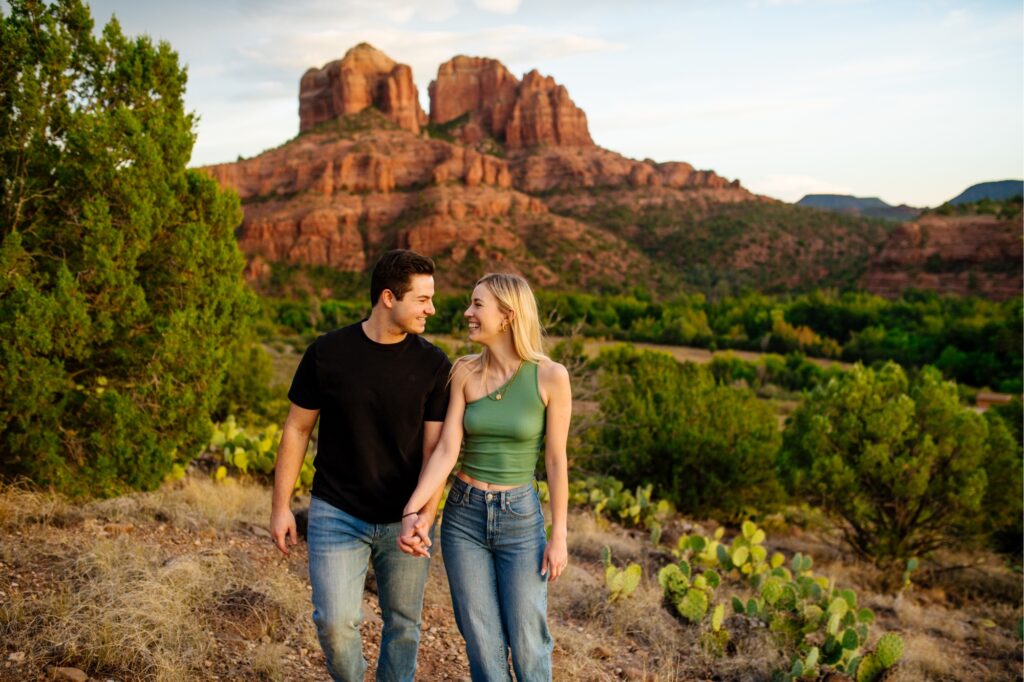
[412,509,434,548]
[398,513,431,558]
[270,507,298,556]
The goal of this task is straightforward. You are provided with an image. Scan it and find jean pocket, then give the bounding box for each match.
[445,484,467,508]
[504,491,541,519]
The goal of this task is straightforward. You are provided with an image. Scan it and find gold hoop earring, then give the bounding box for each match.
[501,320,508,332]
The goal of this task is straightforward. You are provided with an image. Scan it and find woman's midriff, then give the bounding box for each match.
[455,470,523,492]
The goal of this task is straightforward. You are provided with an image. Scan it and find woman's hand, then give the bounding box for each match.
[541,534,568,582]
[398,513,430,558]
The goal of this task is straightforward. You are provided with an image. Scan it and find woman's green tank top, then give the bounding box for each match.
[460,361,546,485]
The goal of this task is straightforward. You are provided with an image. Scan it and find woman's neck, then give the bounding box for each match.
[482,338,520,375]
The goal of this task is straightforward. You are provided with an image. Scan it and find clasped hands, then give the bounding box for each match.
[398,511,433,557]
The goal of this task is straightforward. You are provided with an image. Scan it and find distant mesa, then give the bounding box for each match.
[797,194,920,222]
[947,180,1023,206]
[864,212,1022,301]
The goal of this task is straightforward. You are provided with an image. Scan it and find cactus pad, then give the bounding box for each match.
[875,632,904,668]
[677,588,709,623]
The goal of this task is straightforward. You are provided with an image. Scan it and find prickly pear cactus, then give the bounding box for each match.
[855,653,883,682]
[658,563,689,599]
[761,576,785,605]
[677,588,709,623]
[875,632,904,668]
[606,562,642,602]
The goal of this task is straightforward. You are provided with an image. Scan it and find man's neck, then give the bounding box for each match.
[361,310,407,345]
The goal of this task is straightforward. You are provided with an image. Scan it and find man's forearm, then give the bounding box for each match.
[272,426,311,512]
[419,480,445,519]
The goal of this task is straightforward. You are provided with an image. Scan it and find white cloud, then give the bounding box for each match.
[472,0,522,14]
[232,24,623,90]
[943,8,970,26]
[419,0,460,22]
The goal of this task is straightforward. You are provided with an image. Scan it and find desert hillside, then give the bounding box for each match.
[2,477,1020,681]
[201,43,905,297]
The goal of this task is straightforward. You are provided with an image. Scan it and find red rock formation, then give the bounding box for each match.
[202,130,512,201]
[863,214,1023,300]
[429,56,519,136]
[508,147,750,197]
[429,59,592,148]
[504,70,593,149]
[200,44,757,292]
[299,43,426,134]
[200,127,536,275]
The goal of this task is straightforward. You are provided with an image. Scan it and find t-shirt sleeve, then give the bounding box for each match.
[424,355,452,422]
[287,342,322,410]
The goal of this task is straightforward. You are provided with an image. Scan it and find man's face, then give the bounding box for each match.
[388,274,436,334]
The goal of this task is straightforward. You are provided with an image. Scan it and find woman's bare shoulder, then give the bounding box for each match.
[451,354,480,383]
[537,358,570,385]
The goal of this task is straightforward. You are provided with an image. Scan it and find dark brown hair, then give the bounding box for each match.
[369,249,435,306]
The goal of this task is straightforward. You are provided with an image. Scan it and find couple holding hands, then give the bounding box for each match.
[270,249,571,681]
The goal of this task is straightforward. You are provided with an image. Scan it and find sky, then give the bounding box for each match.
[76,0,1023,207]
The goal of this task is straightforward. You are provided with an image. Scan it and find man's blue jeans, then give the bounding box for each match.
[307,496,432,682]
[440,477,553,681]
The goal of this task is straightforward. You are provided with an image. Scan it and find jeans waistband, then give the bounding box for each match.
[450,476,536,504]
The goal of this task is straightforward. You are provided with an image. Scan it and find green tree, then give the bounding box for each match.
[0,1,256,495]
[982,399,1023,553]
[593,345,782,519]
[779,363,995,565]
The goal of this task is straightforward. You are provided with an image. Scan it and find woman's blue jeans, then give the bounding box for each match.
[440,477,553,681]
[307,496,432,682]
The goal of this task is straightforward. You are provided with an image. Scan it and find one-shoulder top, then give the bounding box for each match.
[459,361,546,485]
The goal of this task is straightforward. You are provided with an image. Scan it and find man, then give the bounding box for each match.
[270,249,451,681]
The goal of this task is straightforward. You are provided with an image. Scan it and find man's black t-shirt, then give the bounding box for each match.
[288,323,452,523]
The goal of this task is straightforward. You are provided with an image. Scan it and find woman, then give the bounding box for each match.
[398,273,571,681]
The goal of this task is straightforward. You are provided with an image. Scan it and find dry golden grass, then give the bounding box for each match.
[90,476,274,531]
[0,481,76,529]
[868,593,970,643]
[887,632,967,681]
[566,510,648,565]
[251,642,289,682]
[0,478,317,681]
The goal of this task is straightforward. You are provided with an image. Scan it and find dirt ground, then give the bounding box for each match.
[1,479,1021,681]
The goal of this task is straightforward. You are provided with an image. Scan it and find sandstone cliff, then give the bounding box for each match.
[429,57,593,149]
[509,146,748,197]
[201,44,901,297]
[299,43,426,135]
[863,214,1023,301]
[202,120,659,290]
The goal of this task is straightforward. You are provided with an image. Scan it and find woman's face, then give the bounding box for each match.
[464,284,508,344]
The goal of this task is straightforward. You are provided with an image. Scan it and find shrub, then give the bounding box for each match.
[981,403,1023,554]
[779,363,1000,566]
[0,1,255,495]
[593,345,783,519]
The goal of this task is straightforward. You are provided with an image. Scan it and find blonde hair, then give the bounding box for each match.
[454,273,548,383]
